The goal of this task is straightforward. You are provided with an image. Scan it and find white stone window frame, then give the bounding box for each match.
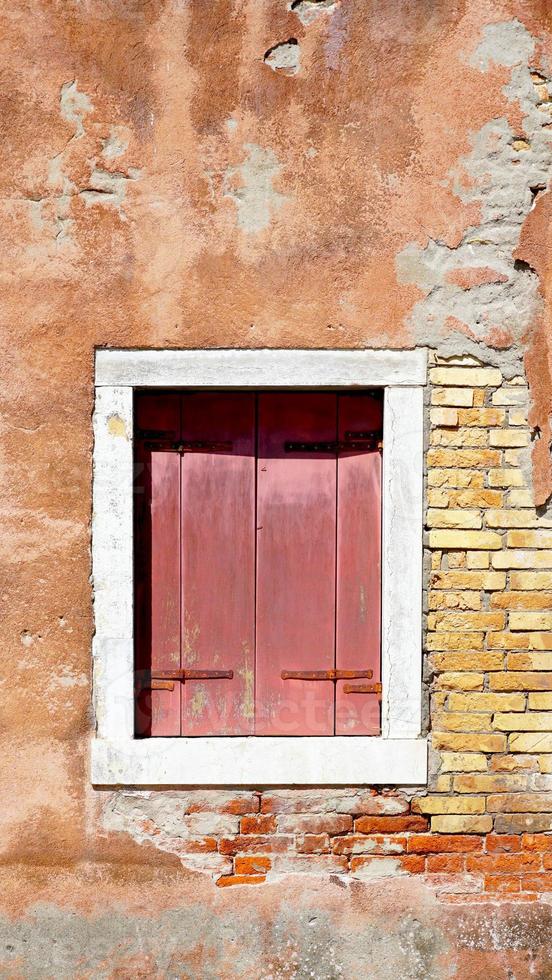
[91,348,427,786]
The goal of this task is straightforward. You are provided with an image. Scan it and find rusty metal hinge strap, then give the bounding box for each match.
[343,683,382,696]
[147,668,234,692]
[281,669,374,681]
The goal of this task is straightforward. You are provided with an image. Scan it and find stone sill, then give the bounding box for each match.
[91,735,428,786]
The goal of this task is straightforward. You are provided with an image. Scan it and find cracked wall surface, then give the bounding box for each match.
[3,0,552,975]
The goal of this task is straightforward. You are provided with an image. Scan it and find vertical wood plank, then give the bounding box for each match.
[335,393,383,735]
[134,394,181,736]
[256,393,336,736]
[180,393,256,736]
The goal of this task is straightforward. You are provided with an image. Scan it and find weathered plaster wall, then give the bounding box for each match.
[3,0,552,975]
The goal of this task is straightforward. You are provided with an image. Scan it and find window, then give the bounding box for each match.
[135,391,383,738]
[92,349,427,785]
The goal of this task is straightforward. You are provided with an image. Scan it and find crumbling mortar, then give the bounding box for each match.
[396,21,552,383]
[421,379,433,739]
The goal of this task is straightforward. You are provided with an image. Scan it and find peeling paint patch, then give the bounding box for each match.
[223,144,288,233]
[60,80,93,138]
[351,857,405,879]
[80,166,140,212]
[182,616,200,665]
[107,414,128,439]
[264,39,300,76]
[239,658,254,721]
[291,0,337,27]
[51,670,88,689]
[468,19,535,71]
[103,792,235,879]
[190,687,207,719]
[101,127,130,161]
[31,83,137,240]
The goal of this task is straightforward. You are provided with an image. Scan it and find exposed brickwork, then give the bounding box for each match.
[107,356,552,899]
[419,356,552,898]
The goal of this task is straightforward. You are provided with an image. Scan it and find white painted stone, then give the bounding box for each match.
[91,349,427,784]
[93,637,134,741]
[95,348,427,388]
[91,736,427,786]
[92,386,134,740]
[92,386,133,641]
[381,386,424,739]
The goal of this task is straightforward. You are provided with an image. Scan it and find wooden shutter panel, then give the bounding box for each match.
[135,394,181,736]
[135,389,383,739]
[180,393,256,735]
[335,393,383,735]
[255,393,336,735]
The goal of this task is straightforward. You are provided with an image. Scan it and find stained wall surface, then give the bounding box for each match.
[3,1,552,976]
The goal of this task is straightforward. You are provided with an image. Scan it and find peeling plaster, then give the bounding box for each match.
[30,84,140,240]
[468,19,535,72]
[103,791,235,878]
[0,892,453,980]
[80,165,140,214]
[396,20,552,381]
[101,127,130,161]
[291,0,338,27]
[264,39,300,75]
[223,143,289,233]
[60,80,93,139]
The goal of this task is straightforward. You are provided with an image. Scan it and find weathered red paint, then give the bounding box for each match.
[256,393,337,736]
[335,394,383,735]
[136,391,383,736]
[180,393,256,736]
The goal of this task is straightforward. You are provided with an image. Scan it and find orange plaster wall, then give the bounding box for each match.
[2,1,552,975]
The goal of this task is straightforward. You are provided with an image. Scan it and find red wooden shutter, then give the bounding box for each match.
[255,393,337,736]
[335,394,383,735]
[180,393,256,736]
[135,389,382,738]
[135,394,181,736]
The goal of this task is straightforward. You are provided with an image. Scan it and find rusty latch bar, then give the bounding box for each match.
[143,439,233,454]
[281,669,374,681]
[343,683,382,695]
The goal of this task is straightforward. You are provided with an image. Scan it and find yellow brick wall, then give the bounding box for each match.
[420,354,552,842]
